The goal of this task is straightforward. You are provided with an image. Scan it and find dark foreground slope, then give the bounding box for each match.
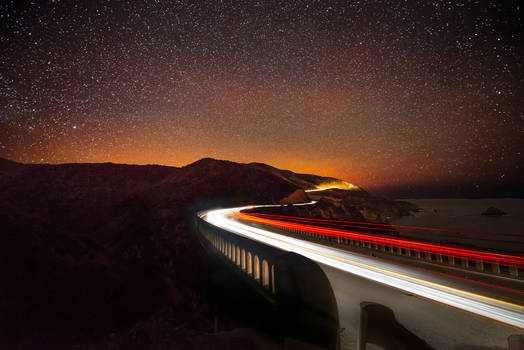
[0,157,417,349]
[0,157,298,349]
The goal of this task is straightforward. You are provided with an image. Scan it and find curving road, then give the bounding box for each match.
[200,203,524,348]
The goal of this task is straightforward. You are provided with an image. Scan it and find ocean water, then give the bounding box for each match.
[389,198,524,253]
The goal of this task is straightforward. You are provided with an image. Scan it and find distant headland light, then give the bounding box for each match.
[305,182,359,192]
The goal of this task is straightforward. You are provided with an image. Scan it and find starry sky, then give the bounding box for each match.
[1,0,522,197]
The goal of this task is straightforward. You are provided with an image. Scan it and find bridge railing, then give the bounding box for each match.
[235,214,523,280]
[197,216,278,298]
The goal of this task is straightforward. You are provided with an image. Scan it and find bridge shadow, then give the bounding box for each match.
[359,302,433,350]
[276,252,340,349]
[203,249,339,350]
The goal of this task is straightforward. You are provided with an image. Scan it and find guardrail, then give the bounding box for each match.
[198,216,277,297]
[233,212,524,280]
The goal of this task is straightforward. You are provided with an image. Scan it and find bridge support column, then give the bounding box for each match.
[415,250,420,259]
[247,252,253,275]
[425,251,432,261]
[509,264,519,278]
[491,261,500,273]
[436,253,443,263]
[475,258,483,271]
[449,255,455,265]
[236,246,241,266]
[461,257,469,269]
[381,244,386,252]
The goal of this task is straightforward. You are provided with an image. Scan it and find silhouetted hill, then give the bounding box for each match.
[0,157,299,349]
[0,157,20,168]
[304,189,418,223]
[248,162,363,191]
[246,162,417,223]
[0,157,25,179]
[0,157,415,349]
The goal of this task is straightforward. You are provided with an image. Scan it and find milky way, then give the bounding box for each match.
[1,1,522,196]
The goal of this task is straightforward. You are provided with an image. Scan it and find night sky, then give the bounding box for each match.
[1,1,522,197]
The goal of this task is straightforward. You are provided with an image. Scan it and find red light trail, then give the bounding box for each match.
[244,213,523,244]
[231,212,524,268]
[246,212,524,237]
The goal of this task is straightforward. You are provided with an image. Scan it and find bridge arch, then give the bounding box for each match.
[262,259,270,289]
[241,248,246,270]
[254,255,260,281]
[236,246,241,266]
[247,252,253,275]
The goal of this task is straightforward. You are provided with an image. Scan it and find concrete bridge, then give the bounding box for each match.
[196,204,524,350]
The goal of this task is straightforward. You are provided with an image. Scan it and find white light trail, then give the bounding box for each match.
[200,205,524,329]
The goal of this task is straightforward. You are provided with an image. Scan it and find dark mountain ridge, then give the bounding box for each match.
[0,157,415,349]
[0,157,300,349]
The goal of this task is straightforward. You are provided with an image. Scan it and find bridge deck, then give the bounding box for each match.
[238,217,524,307]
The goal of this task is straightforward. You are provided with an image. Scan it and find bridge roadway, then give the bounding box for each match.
[199,203,524,350]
